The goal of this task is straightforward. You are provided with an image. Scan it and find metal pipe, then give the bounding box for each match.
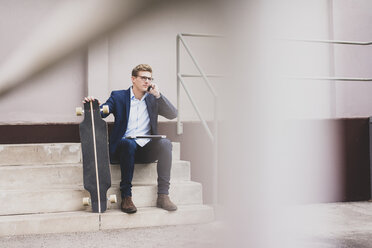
[287,38,372,45]
[177,74,214,142]
[288,76,372,81]
[180,74,224,78]
[213,95,218,206]
[177,34,218,97]
[179,33,223,38]
[176,35,182,135]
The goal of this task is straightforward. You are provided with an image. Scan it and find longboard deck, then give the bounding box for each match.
[79,100,111,213]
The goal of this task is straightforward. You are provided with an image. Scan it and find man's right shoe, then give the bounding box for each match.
[121,196,137,214]
[156,194,177,211]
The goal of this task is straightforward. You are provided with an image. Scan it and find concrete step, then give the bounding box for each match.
[0,182,203,215]
[0,211,98,237]
[0,143,81,166]
[0,205,214,236]
[0,160,190,189]
[101,205,214,230]
[0,142,180,166]
[0,164,82,189]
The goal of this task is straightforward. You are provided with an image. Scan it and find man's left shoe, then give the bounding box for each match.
[121,196,137,214]
[156,194,178,211]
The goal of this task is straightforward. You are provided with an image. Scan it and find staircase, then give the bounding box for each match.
[0,142,214,236]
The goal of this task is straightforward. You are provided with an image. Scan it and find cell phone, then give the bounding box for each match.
[147,85,153,92]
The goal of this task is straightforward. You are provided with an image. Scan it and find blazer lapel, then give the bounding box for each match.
[145,96,153,117]
[145,96,155,131]
[125,88,131,123]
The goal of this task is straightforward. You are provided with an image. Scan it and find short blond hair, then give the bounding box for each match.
[132,64,152,76]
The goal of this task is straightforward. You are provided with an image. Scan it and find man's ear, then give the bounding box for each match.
[131,76,136,83]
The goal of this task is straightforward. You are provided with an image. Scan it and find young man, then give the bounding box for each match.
[84,64,178,213]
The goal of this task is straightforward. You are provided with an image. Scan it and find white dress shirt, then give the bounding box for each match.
[124,87,151,147]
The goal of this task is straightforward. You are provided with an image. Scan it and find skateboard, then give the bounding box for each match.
[76,100,117,213]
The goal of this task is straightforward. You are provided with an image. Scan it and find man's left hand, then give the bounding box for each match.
[148,83,161,99]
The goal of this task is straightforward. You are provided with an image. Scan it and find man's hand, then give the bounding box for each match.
[83,96,101,105]
[148,83,161,99]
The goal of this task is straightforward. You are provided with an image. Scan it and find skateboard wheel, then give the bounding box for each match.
[109,194,117,203]
[102,105,109,114]
[83,197,91,206]
[76,107,83,116]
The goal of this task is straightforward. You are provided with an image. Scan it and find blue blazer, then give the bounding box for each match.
[100,87,177,162]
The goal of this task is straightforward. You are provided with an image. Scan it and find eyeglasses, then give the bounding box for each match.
[136,76,154,82]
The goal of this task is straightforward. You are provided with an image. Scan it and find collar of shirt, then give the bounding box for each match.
[130,86,148,101]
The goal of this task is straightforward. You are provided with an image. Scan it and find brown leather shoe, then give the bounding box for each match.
[121,196,137,214]
[156,194,177,211]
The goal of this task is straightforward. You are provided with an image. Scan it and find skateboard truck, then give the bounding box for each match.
[76,105,109,116]
[83,195,117,207]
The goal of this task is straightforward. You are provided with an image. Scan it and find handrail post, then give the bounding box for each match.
[176,33,221,209]
[213,95,218,206]
[176,34,183,135]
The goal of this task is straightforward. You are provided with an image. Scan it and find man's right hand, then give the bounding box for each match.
[83,96,101,105]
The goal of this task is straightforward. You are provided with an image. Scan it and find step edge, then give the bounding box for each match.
[0,181,202,192]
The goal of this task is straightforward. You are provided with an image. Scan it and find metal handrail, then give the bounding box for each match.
[177,73,214,141]
[176,33,221,206]
[179,33,224,38]
[289,38,372,81]
[181,73,224,78]
[288,77,372,81]
[288,38,372,45]
[177,34,218,98]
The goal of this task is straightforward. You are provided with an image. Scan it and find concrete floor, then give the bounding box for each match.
[2,202,372,248]
[0,222,223,248]
[294,201,372,248]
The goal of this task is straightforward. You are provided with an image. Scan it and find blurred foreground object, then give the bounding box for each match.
[0,0,150,97]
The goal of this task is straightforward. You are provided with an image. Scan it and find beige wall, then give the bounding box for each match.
[106,1,224,122]
[0,0,223,124]
[0,54,86,124]
[272,0,333,119]
[333,0,372,117]
[0,0,86,124]
[1,0,372,125]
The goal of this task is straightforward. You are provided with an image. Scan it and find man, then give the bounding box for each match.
[84,64,178,213]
